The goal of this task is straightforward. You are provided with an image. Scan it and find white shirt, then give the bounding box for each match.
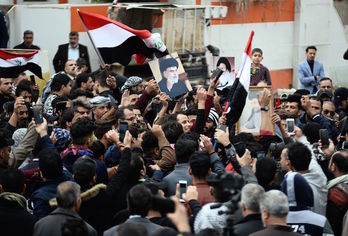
[68,44,79,60]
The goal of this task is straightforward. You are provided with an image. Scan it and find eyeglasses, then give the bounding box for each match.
[323,110,335,117]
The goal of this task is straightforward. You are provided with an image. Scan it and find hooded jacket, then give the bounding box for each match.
[282,172,333,236]
[0,192,37,236]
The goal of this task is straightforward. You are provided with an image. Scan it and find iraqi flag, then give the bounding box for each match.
[0,50,42,78]
[78,10,168,66]
[225,31,254,125]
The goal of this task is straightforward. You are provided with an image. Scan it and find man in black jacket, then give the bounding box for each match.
[233,183,265,236]
[14,30,40,50]
[0,169,37,236]
[53,32,90,73]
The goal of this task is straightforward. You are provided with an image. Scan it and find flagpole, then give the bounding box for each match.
[77,9,106,69]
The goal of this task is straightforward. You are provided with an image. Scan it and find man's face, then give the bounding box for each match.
[64,60,77,77]
[69,35,79,47]
[74,106,91,120]
[86,77,94,91]
[123,108,137,126]
[306,49,316,62]
[251,52,263,65]
[204,118,216,135]
[93,104,110,120]
[285,102,300,118]
[163,66,179,82]
[310,99,322,114]
[280,148,289,171]
[322,102,335,120]
[319,80,333,93]
[133,108,143,123]
[177,114,191,133]
[62,81,72,97]
[0,146,11,167]
[17,105,29,124]
[19,91,32,103]
[23,33,33,46]
[129,94,139,105]
[281,119,287,131]
[0,78,13,95]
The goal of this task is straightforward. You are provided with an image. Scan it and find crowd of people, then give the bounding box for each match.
[0,30,347,236]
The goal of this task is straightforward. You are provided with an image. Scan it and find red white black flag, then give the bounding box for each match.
[0,49,42,78]
[78,10,168,66]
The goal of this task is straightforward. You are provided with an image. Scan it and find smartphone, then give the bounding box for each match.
[234,142,246,157]
[319,129,329,148]
[179,180,187,203]
[47,125,54,136]
[274,98,281,108]
[210,68,223,81]
[286,118,295,134]
[33,104,43,124]
[217,124,227,132]
[119,122,128,142]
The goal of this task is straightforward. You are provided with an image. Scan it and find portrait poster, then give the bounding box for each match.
[237,86,274,136]
[213,57,235,90]
[149,52,192,99]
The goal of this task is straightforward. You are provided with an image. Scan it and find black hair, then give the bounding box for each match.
[309,95,323,107]
[60,108,74,129]
[52,96,69,114]
[190,151,211,179]
[256,158,277,190]
[69,89,88,100]
[197,228,220,236]
[251,48,263,56]
[95,71,108,87]
[332,150,348,173]
[76,58,87,68]
[114,107,126,123]
[216,57,231,72]
[162,121,184,144]
[306,46,317,52]
[74,73,89,89]
[319,77,332,84]
[141,131,159,155]
[0,169,25,194]
[72,99,91,112]
[38,148,63,179]
[286,94,301,110]
[127,184,152,217]
[287,142,312,171]
[185,105,198,116]
[23,30,33,35]
[70,119,95,145]
[51,74,71,92]
[128,153,145,184]
[175,139,196,163]
[94,119,113,139]
[15,79,32,97]
[69,31,79,37]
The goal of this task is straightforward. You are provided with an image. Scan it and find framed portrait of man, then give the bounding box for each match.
[237,86,274,136]
[149,52,192,99]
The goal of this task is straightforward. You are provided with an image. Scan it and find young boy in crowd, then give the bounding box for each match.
[250,48,272,86]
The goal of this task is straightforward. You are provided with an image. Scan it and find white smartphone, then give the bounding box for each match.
[179,180,187,203]
[286,118,295,135]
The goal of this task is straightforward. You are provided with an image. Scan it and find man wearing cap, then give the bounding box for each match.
[121,76,143,94]
[317,90,333,102]
[298,46,325,94]
[204,108,219,138]
[90,96,111,121]
[0,130,14,176]
[158,57,188,99]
